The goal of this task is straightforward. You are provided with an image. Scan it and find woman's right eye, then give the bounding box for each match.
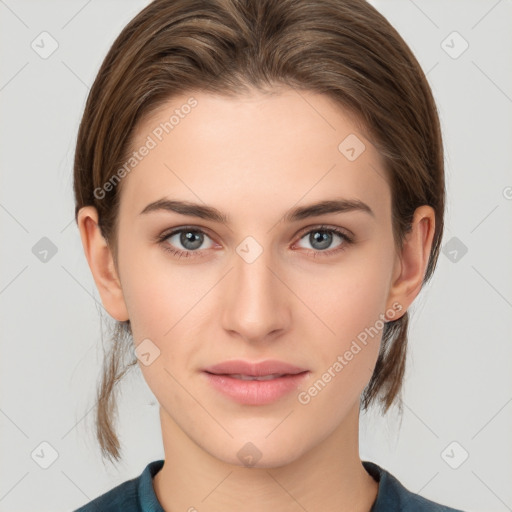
[157,227,215,258]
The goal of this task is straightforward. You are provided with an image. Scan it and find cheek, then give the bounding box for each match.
[117,236,196,337]
[307,253,392,339]
[296,248,393,390]
[295,279,386,412]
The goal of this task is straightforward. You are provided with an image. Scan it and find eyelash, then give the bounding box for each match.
[156,224,354,260]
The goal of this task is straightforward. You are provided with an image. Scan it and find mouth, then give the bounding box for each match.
[203,372,310,405]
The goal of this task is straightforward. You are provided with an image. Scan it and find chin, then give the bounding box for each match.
[203,433,311,470]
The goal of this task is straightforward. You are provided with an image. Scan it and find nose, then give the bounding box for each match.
[220,242,291,343]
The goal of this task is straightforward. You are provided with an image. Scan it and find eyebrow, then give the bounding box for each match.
[139,197,375,223]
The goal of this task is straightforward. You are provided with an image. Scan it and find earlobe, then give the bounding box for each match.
[385,205,436,319]
[77,206,129,322]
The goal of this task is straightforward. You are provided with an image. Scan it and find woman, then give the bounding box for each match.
[73,0,465,510]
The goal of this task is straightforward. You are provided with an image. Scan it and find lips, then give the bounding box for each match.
[202,359,310,405]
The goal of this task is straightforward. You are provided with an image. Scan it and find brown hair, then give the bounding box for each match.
[73,0,444,464]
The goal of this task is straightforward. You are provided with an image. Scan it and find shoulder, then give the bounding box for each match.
[73,460,165,512]
[73,478,139,512]
[363,461,466,512]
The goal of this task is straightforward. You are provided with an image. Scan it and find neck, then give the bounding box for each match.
[153,404,379,512]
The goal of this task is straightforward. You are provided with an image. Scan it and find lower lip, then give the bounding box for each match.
[203,371,310,405]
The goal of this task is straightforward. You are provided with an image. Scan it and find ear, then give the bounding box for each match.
[385,205,436,319]
[77,206,129,322]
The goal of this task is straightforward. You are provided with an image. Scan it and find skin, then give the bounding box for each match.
[78,87,435,512]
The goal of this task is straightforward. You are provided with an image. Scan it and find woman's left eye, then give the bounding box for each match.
[157,225,353,259]
[294,226,353,257]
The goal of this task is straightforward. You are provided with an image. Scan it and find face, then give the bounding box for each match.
[91,87,413,467]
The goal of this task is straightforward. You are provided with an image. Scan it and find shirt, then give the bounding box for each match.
[73,459,466,511]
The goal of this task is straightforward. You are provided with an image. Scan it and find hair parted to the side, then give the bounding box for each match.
[73,0,444,464]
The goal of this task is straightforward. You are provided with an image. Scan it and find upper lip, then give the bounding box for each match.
[203,359,308,377]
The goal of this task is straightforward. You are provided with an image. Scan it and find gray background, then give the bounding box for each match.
[1,1,511,511]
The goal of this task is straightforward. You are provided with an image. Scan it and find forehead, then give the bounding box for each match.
[120,88,390,223]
